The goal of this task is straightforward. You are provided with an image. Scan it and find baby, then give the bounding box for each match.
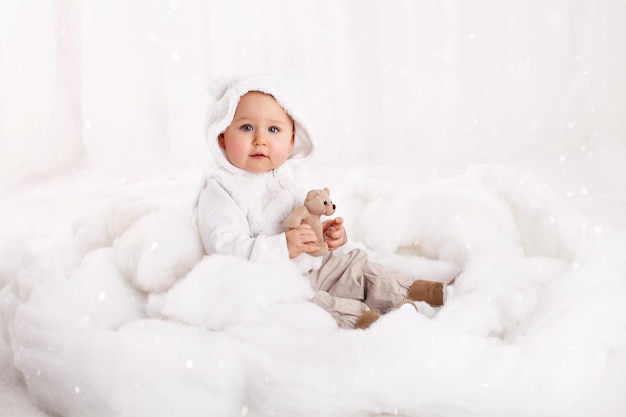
[196,75,449,329]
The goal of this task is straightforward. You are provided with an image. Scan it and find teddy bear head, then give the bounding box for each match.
[304,188,336,216]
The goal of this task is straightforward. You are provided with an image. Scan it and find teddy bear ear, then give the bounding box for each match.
[324,187,330,195]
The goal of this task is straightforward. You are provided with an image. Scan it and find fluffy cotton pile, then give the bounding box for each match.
[2,164,626,417]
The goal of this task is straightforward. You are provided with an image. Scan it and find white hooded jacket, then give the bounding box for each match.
[196,75,322,272]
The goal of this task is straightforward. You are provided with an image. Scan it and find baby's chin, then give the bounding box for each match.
[243,159,289,173]
[235,163,274,174]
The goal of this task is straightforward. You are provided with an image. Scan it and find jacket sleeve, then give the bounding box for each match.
[197,180,290,262]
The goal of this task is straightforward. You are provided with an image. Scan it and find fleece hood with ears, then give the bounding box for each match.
[204,75,316,172]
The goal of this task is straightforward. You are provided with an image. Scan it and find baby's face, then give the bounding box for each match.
[219,91,294,173]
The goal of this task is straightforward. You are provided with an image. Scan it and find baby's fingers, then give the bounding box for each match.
[302,243,322,253]
[294,225,316,241]
[325,228,342,240]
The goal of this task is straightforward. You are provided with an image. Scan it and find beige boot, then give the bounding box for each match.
[355,310,380,329]
[406,280,444,307]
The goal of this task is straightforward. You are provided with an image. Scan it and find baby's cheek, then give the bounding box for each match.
[225,139,249,160]
[277,141,295,155]
[231,139,250,153]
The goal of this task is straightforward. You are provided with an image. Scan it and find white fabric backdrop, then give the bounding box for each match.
[1,0,625,180]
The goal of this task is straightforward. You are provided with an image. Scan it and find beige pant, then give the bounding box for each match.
[306,249,413,328]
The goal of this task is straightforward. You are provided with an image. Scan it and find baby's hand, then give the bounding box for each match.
[323,217,347,251]
[286,224,321,259]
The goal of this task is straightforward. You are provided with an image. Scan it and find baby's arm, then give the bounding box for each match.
[322,217,347,251]
[197,181,290,262]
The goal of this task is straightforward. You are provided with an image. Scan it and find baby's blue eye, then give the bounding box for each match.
[268,126,280,133]
[240,124,253,132]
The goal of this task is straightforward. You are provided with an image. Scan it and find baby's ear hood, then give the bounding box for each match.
[204,74,315,167]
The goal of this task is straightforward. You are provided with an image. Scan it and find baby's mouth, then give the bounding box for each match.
[251,153,267,158]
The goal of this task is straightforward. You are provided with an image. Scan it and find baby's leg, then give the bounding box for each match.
[310,248,413,314]
[361,270,413,313]
[357,253,449,310]
[307,249,371,300]
[310,290,369,329]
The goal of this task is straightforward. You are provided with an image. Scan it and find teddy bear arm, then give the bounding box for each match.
[283,205,309,229]
[303,216,324,242]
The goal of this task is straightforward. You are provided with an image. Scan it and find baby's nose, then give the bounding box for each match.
[253,133,268,145]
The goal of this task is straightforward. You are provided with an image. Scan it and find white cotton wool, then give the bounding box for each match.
[113,207,203,293]
[103,320,248,417]
[0,238,31,288]
[73,198,160,256]
[437,254,568,339]
[466,165,587,259]
[146,254,316,330]
[341,172,525,268]
[369,250,461,283]
[254,299,337,330]
[4,163,626,417]
[69,248,145,330]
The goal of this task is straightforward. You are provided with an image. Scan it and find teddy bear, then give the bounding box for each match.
[283,188,336,256]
